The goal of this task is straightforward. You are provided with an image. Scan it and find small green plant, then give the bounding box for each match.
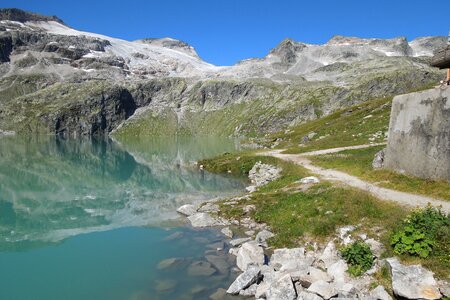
[390,205,449,259]
[341,241,374,276]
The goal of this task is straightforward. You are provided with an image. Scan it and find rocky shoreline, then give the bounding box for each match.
[177,162,449,300]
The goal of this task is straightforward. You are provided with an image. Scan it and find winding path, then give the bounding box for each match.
[262,144,450,213]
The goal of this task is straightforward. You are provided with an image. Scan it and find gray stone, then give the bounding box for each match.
[198,202,220,213]
[309,267,333,282]
[239,283,258,296]
[187,212,221,227]
[308,280,338,299]
[372,149,385,169]
[369,285,392,300]
[221,227,233,238]
[270,247,306,270]
[155,279,177,293]
[255,281,271,299]
[318,241,339,269]
[248,161,282,187]
[187,261,216,277]
[236,241,265,271]
[266,274,297,300]
[205,255,230,274]
[156,257,188,270]
[327,260,348,284]
[439,280,450,297]
[255,229,275,245]
[229,237,252,247]
[226,266,260,294]
[298,176,320,184]
[384,87,450,181]
[176,204,198,216]
[386,257,441,300]
[366,238,384,258]
[297,290,323,300]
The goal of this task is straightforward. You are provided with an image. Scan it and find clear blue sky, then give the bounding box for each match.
[2,0,449,65]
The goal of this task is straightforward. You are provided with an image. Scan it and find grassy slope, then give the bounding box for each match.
[310,146,450,201]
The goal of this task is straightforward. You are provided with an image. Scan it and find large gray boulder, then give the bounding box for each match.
[372,149,385,169]
[236,241,265,271]
[386,258,441,299]
[187,212,221,227]
[226,266,261,295]
[270,247,306,270]
[266,274,297,300]
[307,280,338,299]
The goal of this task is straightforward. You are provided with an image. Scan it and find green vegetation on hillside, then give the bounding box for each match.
[310,146,450,201]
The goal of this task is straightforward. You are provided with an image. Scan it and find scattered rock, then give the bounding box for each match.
[372,149,385,169]
[266,274,297,300]
[205,255,230,274]
[176,204,198,216]
[230,237,252,247]
[245,230,255,236]
[255,229,275,245]
[243,204,256,214]
[198,202,220,213]
[298,176,320,184]
[369,285,393,300]
[248,161,282,187]
[327,260,348,285]
[187,212,222,227]
[187,261,216,277]
[307,280,338,299]
[156,257,188,270]
[155,279,177,293]
[386,257,441,300]
[318,241,339,269]
[221,227,233,238]
[297,290,323,300]
[236,241,265,271]
[239,283,258,296]
[226,266,261,295]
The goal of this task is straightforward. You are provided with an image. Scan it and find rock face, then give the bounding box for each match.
[0,9,447,137]
[384,87,450,181]
[386,257,441,300]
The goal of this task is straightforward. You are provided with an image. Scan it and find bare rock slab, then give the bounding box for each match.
[226,266,260,295]
[236,241,265,271]
[266,274,297,300]
[386,257,441,300]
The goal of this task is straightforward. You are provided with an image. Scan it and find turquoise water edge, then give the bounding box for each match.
[0,136,246,300]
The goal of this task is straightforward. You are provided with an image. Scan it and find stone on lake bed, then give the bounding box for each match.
[206,254,230,274]
[155,279,177,293]
[187,261,216,276]
[156,257,188,270]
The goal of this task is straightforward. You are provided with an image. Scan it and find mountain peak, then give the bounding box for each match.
[269,38,306,64]
[0,8,64,24]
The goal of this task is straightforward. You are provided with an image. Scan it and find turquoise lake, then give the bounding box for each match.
[0,136,246,300]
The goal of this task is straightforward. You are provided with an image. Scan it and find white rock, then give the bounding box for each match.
[176,204,198,216]
[318,241,339,269]
[266,274,297,300]
[221,227,233,238]
[369,285,393,300]
[230,237,252,247]
[255,229,275,246]
[236,241,265,271]
[226,266,261,294]
[270,248,306,270]
[307,280,338,299]
[187,212,221,227]
[297,290,323,300]
[298,176,320,184]
[239,283,258,296]
[366,238,384,258]
[198,202,220,213]
[309,267,333,282]
[386,257,441,300]
[327,260,348,285]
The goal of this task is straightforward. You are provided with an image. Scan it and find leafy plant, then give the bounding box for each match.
[341,241,374,276]
[390,205,449,259]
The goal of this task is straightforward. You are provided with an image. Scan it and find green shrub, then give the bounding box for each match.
[390,205,449,259]
[341,241,374,276]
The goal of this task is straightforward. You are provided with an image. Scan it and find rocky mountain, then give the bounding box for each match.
[0,8,446,137]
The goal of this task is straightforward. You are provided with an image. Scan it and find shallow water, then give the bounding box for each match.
[0,136,246,300]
